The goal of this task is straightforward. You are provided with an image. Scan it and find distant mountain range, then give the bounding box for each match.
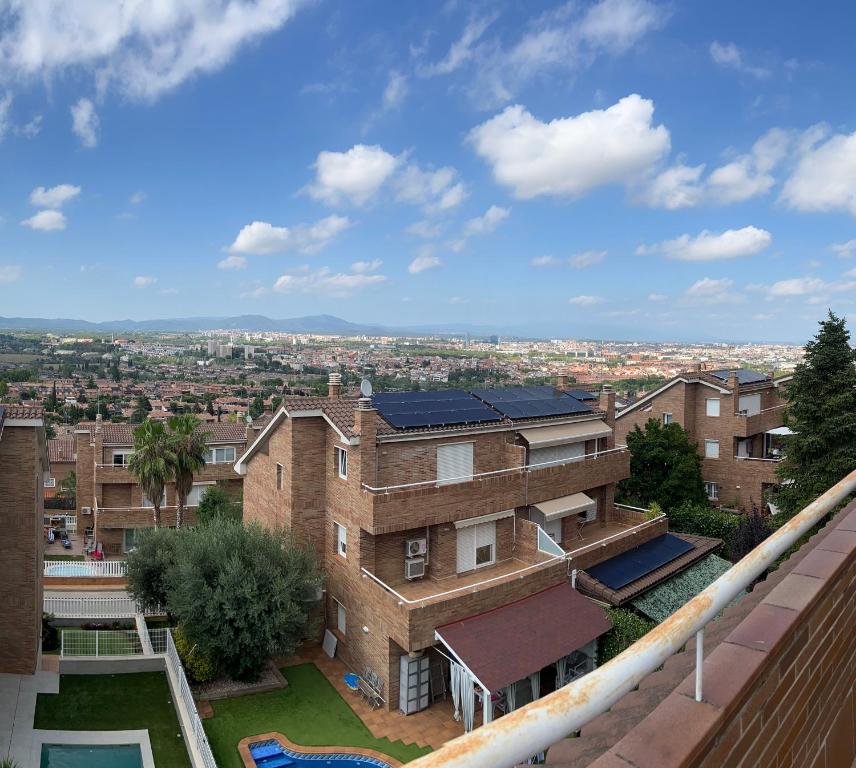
[0,313,508,338]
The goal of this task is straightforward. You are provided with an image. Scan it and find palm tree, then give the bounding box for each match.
[128,420,175,527]
[168,414,210,529]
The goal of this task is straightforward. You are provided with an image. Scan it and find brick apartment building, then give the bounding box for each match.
[74,416,252,555]
[0,405,49,674]
[237,377,720,727]
[614,368,789,512]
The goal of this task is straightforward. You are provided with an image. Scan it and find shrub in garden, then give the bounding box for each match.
[598,608,656,665]
[173,625,218,682]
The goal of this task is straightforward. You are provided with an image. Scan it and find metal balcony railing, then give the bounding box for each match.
[404,468,856,768]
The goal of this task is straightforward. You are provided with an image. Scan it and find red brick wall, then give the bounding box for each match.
[0,423,46,674]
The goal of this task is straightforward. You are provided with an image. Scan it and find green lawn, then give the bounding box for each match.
[51,628,142,656]
[204,663,432,767]
[34,672,192,768]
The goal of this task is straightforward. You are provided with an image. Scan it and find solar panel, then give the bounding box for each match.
[706,369,770,385]
[471,386,593,420]
[585,534,695,591]
[372,390,502,429]
[566,388,599,402]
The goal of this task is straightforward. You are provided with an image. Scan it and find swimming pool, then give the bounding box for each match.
[44,562,92,577]
[40,743,142,767]
[249,739,393,768]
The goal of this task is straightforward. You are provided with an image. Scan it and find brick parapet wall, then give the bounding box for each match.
[546,501,856,768]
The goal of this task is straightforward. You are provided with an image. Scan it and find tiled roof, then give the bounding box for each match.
[48,437,76,463]
[76,420,248,446]
[575,533,723,606]
[0,404,45,420]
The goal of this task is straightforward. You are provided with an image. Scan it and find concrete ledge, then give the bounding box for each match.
[59,656,166,674]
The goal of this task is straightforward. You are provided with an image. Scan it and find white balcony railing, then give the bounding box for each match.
[44,595,162,618]
[43,560,127,577]
[404,468,856,768]
[361,445,629,493]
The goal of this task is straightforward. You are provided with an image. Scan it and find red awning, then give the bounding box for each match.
[436,582,612,692]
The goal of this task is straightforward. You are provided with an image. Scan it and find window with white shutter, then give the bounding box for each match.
[705,439,720,459]
[529,441,585,468]
[186,482,214,507]
[705,398,720,417]
[437,442,474,485]
[738,394,761,416]
[456,521,496,573]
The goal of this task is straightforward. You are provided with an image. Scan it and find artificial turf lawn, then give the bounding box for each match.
[34,671,192,768]
[204,663,433,767]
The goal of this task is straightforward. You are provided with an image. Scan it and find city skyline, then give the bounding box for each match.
[2,1,856,343]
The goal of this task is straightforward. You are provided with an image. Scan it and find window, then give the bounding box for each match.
[529,441,585,468]
[705,398,720,417]
[335,447,348,479]
[437,442,474,486]
[44,477,56,488]
[704,439,720,459]
[334,522,347,558]
[704,481,720,500]
[142,490,167,508]
[456,521,496,572]
[112,450,133,466]
[208,446,236,464]
[186,482,214,507]
[738,393,761,416]
[276,463,283,490]
[123,528,142,552]
[334,599,346,634]
[663,413,673,425]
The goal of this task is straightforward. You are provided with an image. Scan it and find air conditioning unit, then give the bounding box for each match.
[81,506,92,516]
[406,537,428,557]
[405,557,426,580]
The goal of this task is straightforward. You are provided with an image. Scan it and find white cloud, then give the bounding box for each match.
[831,240,856,258]
[0,265,22,284]
[448,296,470,305]
[382,71,408,111]
[29,184,81,209]
[639,163,705,209]
[686,277,733,297]
[709,41,769,79]
[309,144,399,206]
[351,258,382,274]
[159,287,178,295]
[130,190,146,205]
[21,210,66,231]
[20,114,42,138]
[217,255,247,270]
[470,95,670,199]
[227,215,350,256]
[638,226,772,262]
[0,92,11,141]
[647,292,667,301]
[570,249,607,269]
[71,98,99,147]
[133,275,157,288]
[273,266,386,297]
[781,128,856,217]
[420,15,496,76]
[240,285,269,299]
[409,254,441,274]
[395,164,467,212]
[0,0,304,102]
[531,255,559,268]
[569,295,604,306]
[406,220,443,239]
[450,205,510,252]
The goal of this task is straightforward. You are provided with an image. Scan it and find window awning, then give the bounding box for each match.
[436,583,611,693]
[533,492,596,522]
[766,426,794,436]
[519,419,612,449]
[454,509,515,529]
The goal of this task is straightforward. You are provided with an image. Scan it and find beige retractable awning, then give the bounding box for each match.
[533,492,596,522]
[520,419,612,449]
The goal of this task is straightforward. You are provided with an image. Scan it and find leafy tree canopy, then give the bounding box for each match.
[197,485,243,524]
[777,311,856,515]
[617,418,707,510]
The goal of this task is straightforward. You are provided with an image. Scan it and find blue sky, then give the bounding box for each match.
[2,0,856,342]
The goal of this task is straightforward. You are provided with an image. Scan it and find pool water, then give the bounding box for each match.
[40,743,143,767]
[249,740,392,768]
[44,563,91,577]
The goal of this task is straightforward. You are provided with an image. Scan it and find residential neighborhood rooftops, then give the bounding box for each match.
[0,404,45,421]
[75,420,249,445]
[48,437,76,464]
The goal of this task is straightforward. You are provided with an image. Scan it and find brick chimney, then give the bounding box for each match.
[599,383,616,437]
[556,370,568,390]
[354,397,377,487]
[729,370,740,414]
[328,372,342,399]
[95,412,102,433]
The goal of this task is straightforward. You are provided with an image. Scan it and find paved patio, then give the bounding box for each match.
[277,645,468,750]
[0,661,59,764]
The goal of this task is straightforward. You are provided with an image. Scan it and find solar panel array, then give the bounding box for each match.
[585,533,695,590]
[566,388,599,402]
[707,369,770,385]
[371,390,502,429]
[470,385,593,420]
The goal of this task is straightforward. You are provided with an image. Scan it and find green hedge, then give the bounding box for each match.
[598,608,656,665]
[667,502,740,554]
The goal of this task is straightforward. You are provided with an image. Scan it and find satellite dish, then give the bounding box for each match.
[360,378,373,398]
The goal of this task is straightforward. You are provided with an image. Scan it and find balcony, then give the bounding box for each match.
[95,461,239,483]
[358,446,631,535]
[95,504,199,529]
[733,404,786,438]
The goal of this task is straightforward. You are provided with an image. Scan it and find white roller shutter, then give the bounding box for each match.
[530,441,585,468]
[437,442,474,485]
[456,525,476,572]
[738,393,761,415]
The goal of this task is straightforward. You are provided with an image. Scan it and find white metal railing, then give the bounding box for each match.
[361,445,629,493]
[44,514,77,534]
[44,595,163,619]
[736,455,783,463]
[165,629,217,768]
[737,403,786,417]
[564,514,665,561]
[60,629,143,657]
[404,468,856,768]
[43,560,127,577]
